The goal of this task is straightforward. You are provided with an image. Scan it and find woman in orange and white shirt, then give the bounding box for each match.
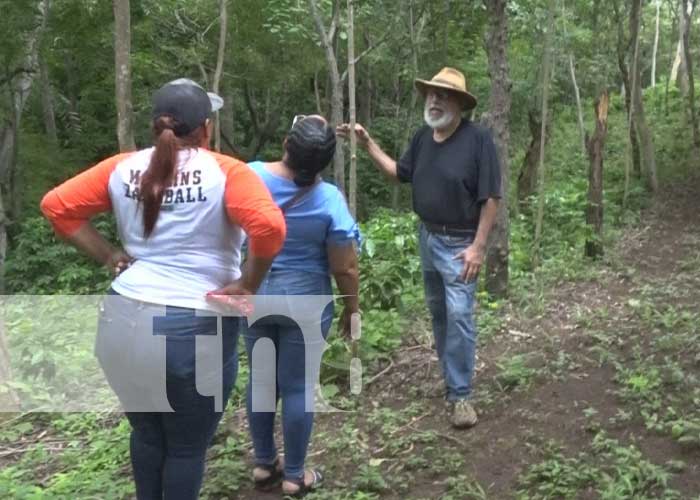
[41,79,285,500]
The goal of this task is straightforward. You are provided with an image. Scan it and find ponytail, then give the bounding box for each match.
[140,116,207,237]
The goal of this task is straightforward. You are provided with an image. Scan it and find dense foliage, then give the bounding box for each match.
[2,0,699,497]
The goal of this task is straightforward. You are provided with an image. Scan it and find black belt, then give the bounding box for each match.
[422,222,476,237]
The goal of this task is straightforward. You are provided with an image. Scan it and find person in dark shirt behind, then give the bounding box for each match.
[337,67,501,429]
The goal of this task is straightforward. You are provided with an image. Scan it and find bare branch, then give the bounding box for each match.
[308,0,340,83]
[328,0,340,42]
[340,29,392,83]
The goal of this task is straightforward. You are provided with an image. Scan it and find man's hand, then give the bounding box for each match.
[336,123,371,148]
[106,250,134,277]
[453,242,486,283]
[337,123,399,181]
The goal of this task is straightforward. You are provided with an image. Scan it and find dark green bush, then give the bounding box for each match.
[6,215,117,294]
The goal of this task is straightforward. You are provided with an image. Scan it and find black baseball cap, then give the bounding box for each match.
[151,78,224,136]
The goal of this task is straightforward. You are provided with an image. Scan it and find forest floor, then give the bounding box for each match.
[227,173,700,499]
[1,174,698,500]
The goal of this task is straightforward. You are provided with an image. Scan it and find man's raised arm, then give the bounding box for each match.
[337,123,399,182]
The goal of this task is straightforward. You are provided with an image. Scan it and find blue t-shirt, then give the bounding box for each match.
[249,161,360,275]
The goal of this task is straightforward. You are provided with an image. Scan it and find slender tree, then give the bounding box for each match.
[562,1,585,155]
[309,0,345,193]
[568,55,586,155]
[652,0,661,87]
[613,1,641,177]
[630,0,658,193]
[113,0,135,152]
[671,0,692,95]
[347,0,357,216]
[533,0,555,268]
[392,0,425,209]
[39,49,57,144]
[623,3,640,207]
[681,0,700,152]
[212,0,228,152]
[517,110,546,208]
[483,0,511,296]
[585,91,609,258]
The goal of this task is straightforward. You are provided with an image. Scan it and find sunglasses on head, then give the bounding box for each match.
[292,114,307,127]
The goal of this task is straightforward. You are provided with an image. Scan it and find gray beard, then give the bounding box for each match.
[424,106,456,130]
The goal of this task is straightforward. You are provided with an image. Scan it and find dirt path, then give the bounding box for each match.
[229,175,700,499]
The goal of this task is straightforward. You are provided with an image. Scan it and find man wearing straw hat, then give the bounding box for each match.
[338,67,501,429]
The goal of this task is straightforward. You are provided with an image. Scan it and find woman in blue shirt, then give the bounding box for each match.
[245,115,360,496]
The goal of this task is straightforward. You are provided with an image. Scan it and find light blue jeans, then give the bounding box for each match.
[419,224,478,401]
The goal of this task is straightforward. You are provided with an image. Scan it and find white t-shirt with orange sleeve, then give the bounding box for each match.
[41,148,285,310]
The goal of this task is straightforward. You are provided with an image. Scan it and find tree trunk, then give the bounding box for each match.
[614,1,642,177]
[672,1,692,95]
[532,0,555,268]
[630,0,658,193]
[652,0,660,87]
[392,0,424,210]
[212,0,228,152]
[347,0,357,216]
[313,70,323,115]
[624,1,641,207]
[391,73,402,210]
[0,0,48,411]
[665,11,681,115]
[242,84,280,160]
[585,91,609,258]
[63,53,82,138]
[681,0,700,151]
[39,51,58,144]
[568,54,586,155]
[113,0,136,152]
[309,0,345,193]
[517,110,546,208]
[483,0,511,297]
[358,29,373,128]
[221,88,235,150]
[0,0,48,244]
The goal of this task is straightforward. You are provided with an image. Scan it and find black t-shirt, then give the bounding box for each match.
[397,119,502,228]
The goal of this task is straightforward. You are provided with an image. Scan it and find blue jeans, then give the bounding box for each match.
[96,291,239,500]
[243,269,333,480]
[419,224,478,401]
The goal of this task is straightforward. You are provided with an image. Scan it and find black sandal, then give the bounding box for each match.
[253,457,283,491]
[283,468,324,498]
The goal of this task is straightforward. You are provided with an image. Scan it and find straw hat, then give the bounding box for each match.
[415,67,477,110]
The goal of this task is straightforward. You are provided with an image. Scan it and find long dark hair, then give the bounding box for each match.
[140,116,206,237]
[284,116,336,186]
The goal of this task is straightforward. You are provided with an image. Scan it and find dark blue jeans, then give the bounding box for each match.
[96,291,239,500]
[243,269,333,480]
